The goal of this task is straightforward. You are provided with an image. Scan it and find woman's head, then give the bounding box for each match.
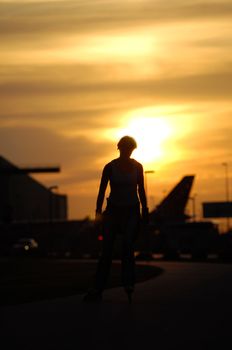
[117,136,137,157]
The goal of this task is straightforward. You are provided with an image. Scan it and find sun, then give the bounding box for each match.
[116,117,172,164]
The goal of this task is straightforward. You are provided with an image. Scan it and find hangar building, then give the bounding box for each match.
[0,156,67,223]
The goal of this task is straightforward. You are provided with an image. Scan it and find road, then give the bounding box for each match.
[1,261,232,349]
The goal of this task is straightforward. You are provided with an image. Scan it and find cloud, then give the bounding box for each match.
[192,38,232,48]
[1,1,232,41]
[168,125,232,181]
[178,124,232,152]
[1,65,232,102]
[0,107,122,131]
[0,126,113,182]
[1,0,232,219]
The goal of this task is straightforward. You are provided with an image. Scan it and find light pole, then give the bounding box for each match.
[142,170,155,260]
[222,162,230,231]
[48,185,58,255]
[144,170,155,207]
[48,185,58,222]
[189,194,197,222]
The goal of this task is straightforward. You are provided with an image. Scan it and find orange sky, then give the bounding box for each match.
[0,0,232,229]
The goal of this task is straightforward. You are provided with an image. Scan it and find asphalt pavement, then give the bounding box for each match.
[1,261,232,350]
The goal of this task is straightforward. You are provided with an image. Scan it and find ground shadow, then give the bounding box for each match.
[0,258,163,306]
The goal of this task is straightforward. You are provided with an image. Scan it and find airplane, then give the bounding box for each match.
[136,175,219,260]
[149,175,195,226]
[135,175,195,259]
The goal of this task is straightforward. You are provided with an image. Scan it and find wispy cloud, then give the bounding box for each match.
[1,1,232,40]
[1,0,232,219]
[0,125,112,177]
[1,65,232,100]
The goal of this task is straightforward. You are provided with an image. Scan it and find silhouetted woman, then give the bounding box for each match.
[83,136,148,303]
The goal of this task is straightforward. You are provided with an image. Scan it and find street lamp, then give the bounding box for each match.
[49,185,59,191]
[222,162,230,231]
[48,185,58,255]
[189,194,197,222]
[141,170,155,261]
[144,170,155,208]
[48,186,58,222]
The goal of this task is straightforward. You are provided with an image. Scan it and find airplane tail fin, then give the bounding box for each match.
[149,175,195,223]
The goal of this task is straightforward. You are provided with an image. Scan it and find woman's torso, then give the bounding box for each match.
[108,158,139,207]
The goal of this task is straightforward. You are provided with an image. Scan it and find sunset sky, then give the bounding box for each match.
[1,0,232,228]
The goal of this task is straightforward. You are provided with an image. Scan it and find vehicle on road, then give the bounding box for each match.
[11,238,39,256]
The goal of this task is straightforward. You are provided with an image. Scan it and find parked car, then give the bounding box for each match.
[12,238,39,256]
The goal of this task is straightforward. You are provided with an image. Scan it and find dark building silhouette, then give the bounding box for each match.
[0,156,67,223]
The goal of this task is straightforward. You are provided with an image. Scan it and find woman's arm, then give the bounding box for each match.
[137,163,147,209]
[137,163,149,223]
[96,163,110,215]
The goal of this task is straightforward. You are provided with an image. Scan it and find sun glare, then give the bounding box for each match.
[116,117,172,164]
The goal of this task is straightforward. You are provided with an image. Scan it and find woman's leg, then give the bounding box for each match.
[121,210,140,290]
[94,216,116,292]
